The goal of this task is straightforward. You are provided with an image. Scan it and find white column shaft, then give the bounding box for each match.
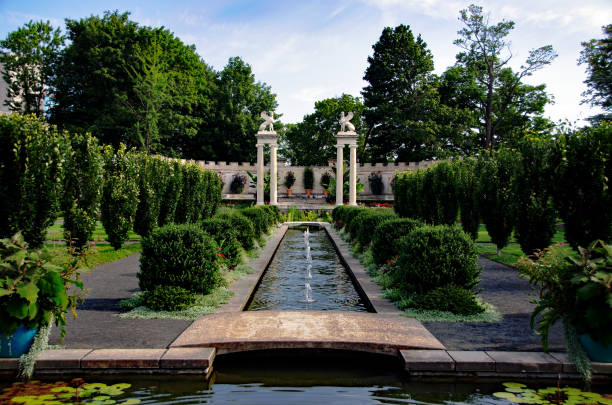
[270,144,278,205]
[349,144,357,206]
[336,145,343,206]
[256,144,264,205]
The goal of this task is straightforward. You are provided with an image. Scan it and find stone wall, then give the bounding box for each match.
[182,160,436,197]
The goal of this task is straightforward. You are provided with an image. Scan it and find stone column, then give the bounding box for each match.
[349,144,357,206]
[336,144,343,206]
[256,143,264,205]
[270,144,278,205]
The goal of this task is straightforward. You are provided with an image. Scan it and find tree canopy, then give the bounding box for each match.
[280,94,364,166]
[579,24,612,124]
[0,20,64,116]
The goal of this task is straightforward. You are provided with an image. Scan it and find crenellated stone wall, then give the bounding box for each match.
[181,159,436,198]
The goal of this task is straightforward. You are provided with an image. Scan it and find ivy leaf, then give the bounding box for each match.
[17,282,39,304]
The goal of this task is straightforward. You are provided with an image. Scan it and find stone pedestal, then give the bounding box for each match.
[335,132,359,206]
[255,131,278,206]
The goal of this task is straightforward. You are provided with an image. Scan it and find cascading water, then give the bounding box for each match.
[301,227,315,303]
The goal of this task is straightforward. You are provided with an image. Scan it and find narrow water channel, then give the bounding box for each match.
[247,226,369,311]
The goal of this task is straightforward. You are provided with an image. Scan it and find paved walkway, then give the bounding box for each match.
[49,228,563,354]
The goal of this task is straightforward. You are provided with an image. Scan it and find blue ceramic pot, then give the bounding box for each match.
[0,325,38,358]
[579,334,612,363]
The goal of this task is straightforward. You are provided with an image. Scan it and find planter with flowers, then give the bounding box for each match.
[284,171,296,196]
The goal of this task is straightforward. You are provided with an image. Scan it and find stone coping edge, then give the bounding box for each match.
[0,349,610,381]
[400,350,612,382]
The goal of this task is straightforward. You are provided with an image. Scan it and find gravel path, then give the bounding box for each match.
[48,254,191,349]
[423,257,565,352]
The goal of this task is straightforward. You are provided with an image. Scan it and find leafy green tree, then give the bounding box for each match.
[0,20,64,116]
[454,4,556,150]
[280,94,365,165]
[51,11,208,154]
[579,24,612,123]
[0,114,64,247]
[191,57,278,162]
[514,135,558,256]
[62,132,104,249]
[478,148,518,254]
[362,24,440,162]
[100,144,140,249]
[555,123,612,249]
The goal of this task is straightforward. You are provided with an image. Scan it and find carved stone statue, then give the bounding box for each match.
[258,111,275,132]
[339,111,355,133]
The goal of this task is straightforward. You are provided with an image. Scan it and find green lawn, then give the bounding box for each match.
[475,223,566,244]
[47,219,141,242]
[45,242,142,269]
[475,223,570,267]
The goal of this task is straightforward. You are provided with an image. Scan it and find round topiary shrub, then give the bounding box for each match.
[198,218,242,268]
[258,206,277,228]
[214,211,255,250]
[241,207,269,236]
[355,209,397,248]
[372,218,424,265]
[342,207,366,235]
[394,225,480,294]
[141,285,197,311]
[138,223,221,294]
[412,284,484,315]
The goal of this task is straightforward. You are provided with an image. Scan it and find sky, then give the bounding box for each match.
[1,0,610,124]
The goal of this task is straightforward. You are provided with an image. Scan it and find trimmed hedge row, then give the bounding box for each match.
[0,114,223,249]
[393,124,612,254]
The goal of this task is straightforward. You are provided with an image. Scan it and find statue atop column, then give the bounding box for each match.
[258,111,275,133]
[339,111,356,133]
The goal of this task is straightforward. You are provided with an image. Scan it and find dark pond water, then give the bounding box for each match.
[247,227,369,311]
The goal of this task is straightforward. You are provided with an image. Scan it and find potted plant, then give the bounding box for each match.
[284,171,296,196]
[320,172,332,196]
[0,234,85,357]
[230,173,247,194]
[517,240,612,367]
[303,167,314,196]
[368,171,384,195]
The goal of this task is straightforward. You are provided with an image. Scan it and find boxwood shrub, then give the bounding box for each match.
[141,285,197,311]
[372,218,424,265]
[138,223,221,294]
[412,284,484,315]
[354,209,397,248]
[394,225,480,294]
[199,218,242,268]
[214,210,255,250]
[342,207,367,235]
[241,207,269,236]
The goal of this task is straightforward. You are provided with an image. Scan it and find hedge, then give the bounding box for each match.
[138,223,221,294]
[394,225,480,294]
[0,114,64,247]
[372,218,424,265]
[354,209,397,249]
[215,210,256,250]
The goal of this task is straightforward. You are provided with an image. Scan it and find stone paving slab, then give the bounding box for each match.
[160,347,216,369]
[36,349,93,369]
[486,351,561,373]
[171,311,445,355]
[401,350,455,371]
[549,352,577,373]
[447,350,495,372]
[81,349,167,369]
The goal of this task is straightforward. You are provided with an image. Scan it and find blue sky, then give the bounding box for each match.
[1,0,610,124]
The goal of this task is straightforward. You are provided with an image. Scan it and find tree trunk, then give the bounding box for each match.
[486,67,494,151]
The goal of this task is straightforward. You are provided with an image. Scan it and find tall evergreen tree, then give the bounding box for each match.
[362,24,440,162]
